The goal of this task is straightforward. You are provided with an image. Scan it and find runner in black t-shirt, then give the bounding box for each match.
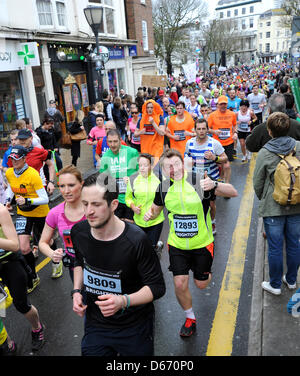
[71,173,165,356]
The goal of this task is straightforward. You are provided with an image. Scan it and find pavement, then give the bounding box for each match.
[53,141,300,356]
[248,218,300,356]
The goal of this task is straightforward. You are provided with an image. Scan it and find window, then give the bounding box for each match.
[266,43,270,53]
[250,6,254,13]
[242,7,246,15]
[249,18,254,28]
[37,0,67,28]
[266,32,271,38]
[56,1,66,26]
[266,21,271,26]
[234,9,238,16]
[88,0,115,35]
[259,44,262,52]
[242,19,246,30]
[259,33,262,39]
[142,20,149,51]
[227,10,231,17]
[220,12,224,19]
[37,0,53,25]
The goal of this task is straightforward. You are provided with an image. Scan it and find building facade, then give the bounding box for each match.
[257,9,292,64]
[124,0,156,93]
[0,0,137,149]
[214,0,280,65]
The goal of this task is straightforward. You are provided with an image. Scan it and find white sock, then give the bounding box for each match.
[184,308,196,320]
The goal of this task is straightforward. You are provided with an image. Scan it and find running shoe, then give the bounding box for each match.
[0,340,17,356]
[27,275,40,294]
[51,261,63,279]
[180,318,196,337]
[155,241,164,259]
[242,155,247,162]
[32,246,39,259]
[282,275,297,290]
[31,323,45,352]
[261,281,281,295]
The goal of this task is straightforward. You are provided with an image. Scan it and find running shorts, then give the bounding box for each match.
[168,243,214,281]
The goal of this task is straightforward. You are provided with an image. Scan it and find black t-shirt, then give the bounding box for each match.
[71,220,165,329]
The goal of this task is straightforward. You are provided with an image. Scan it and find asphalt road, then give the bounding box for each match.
[3,150,260,356]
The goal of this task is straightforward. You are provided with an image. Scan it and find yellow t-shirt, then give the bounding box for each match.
[5,167,49,217]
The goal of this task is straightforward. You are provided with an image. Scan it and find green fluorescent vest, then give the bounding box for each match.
[125,172,165,228]
[164,174,214,250]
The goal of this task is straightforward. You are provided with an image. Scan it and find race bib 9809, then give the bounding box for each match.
[83,262,122,296]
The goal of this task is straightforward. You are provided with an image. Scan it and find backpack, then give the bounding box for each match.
[272,147,300,206]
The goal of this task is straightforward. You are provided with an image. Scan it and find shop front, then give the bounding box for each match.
[48,44,90,135]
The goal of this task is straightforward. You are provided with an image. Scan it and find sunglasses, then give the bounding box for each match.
[131,112,138,114]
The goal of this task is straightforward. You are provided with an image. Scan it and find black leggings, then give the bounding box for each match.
[0,259,31,314]
[140,222,163,248]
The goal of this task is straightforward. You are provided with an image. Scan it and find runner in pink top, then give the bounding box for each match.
[39,165,85,281]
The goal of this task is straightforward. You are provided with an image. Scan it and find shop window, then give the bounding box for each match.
[117,69,125,94]
[0,72,25,155]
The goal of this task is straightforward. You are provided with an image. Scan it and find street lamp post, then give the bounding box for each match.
[84,6,104,101]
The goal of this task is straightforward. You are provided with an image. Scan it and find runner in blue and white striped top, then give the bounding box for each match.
[184,119,227,181]
[184,118,228,235]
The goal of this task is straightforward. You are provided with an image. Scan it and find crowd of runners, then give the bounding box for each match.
[0,61,300,356]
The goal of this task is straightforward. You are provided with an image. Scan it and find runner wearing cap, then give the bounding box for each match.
[156,90,175,109]
[207,95,237,184]
[5,145,50,292]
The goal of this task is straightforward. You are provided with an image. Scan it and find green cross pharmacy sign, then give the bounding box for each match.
[17,42,40,67]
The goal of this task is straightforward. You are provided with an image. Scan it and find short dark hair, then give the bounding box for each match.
[283,93,294,109]
[176,101,185,109]
[42,117,54,124]
[82,173,119,206]
[195,118,208,129]
[160,148,183,166]
[106,129,121,139]
[266,112,290,138]
[240,99,250,107]
[138,153,154,166]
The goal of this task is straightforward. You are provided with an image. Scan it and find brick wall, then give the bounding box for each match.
[125,0,154,57]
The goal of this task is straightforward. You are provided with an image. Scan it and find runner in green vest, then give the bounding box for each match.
[144,149,237,337]
[125,153,165,258]
[99,129,139,222]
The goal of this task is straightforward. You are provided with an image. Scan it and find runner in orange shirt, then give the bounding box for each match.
[207,95,237,185]
[134,99,165,164]
[165,101,195,158]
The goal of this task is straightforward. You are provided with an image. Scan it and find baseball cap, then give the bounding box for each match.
[9,145,27,160]
[158,90,165,96]
[17,129,32,139]
[218,95,228,104]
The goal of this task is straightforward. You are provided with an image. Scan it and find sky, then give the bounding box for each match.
[207,0,219,19]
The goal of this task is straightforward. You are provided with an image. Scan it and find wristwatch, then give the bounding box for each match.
[71,289,82,297]
[213,180,219,189]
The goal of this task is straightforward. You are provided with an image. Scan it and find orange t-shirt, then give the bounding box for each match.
[167,111,195,157]
[207,109,237,146]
